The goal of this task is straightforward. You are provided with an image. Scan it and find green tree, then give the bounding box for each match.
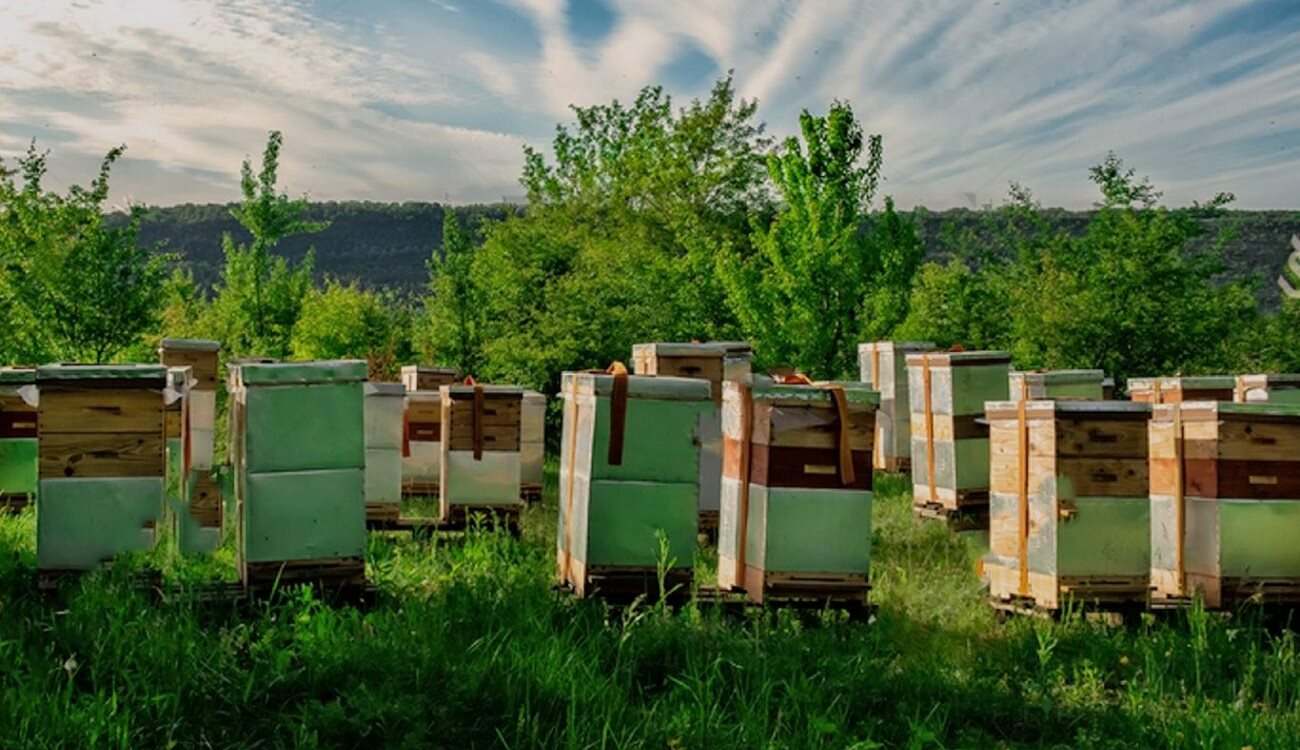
[0,143,170,363]
[291,279,411,369]
[719,101,882,377]
[418,210,486,375]
[211,131,326,358]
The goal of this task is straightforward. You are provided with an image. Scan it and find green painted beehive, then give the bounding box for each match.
[1008,370,1106,401]
[36,364,167,571]
[718,378,878,605]
[0,367,38,512]
[363,382,406,522]
[556,371,712,598]
[1235,374,1300,405]
[907,350,1011,514]
[1150,401,1300,608]
[858,341,936,473]
[984,400,1152,611]
[230,360,367,587]
[520,390,546,499]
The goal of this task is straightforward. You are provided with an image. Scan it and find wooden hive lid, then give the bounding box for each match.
[632,341,752,360]
[904,350,1012,368]
[1238,373,1300,389]
[749,379,879,410]
[1010,369,1105,386]
[158,337,221,353]
[364,382,406,398]
[0,366,36,385]
[562,371,711,402]
[986,399,1150,422]
[36,363,166,388]
[1154,400,1300,423]
[858,340,936,355]
[236,359,367,387]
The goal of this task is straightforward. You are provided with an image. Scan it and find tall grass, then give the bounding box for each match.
[1,470,1298,748]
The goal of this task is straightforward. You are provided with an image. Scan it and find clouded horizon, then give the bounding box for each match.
[2,0,1298,210]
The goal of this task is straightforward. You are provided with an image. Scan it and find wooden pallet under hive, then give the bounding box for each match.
[859,341,936,474]
[1149,401,1300,609]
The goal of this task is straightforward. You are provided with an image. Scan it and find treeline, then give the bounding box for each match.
[3,75,1299,393]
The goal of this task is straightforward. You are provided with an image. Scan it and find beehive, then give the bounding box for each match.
[984,400,1152,611]
[718,379,878,605]
[858,341,936,473]
[438,382,524,524]
[907,351,1012,515]
[35,364,167,571]
[364,382,406,522]
[631,342,752,531]
[1149,401,1300,608]
[0,367,38,512]
[1235,374,1300,405]
[1008,370,1106,401]
[401,390,443,495]
[1128,376,1235,404]
[520,390,546,501]
[401,365,458,393]
[159,338,220,471]
[556,371,711,597]
[229,360,367,589]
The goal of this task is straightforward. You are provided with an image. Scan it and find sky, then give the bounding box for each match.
[1,0,1298,210]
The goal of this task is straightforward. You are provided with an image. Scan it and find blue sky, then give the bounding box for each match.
[2,0,1298,209]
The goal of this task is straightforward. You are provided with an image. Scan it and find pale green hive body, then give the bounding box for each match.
[1009,370,1106,400]
[233,361,367,567]
[858,341,935,469]
[557,372,711,581]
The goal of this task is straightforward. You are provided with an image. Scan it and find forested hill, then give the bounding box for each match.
[138,202,1299,303]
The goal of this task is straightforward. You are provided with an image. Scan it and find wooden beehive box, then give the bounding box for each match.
[364,382,406,522]
[401,365,458,393]
[35,364,167,571]
[632,342,753,533]
[0,367,38,512]
[1149,401,1300,608]
[439,383,524,524]
[556,371,711,598]
[520,390,546,501]
[717,378,878,606]
[1128,376,1235,404]
[230,360,367,590]
[160,338,220,472]
[1235,374,1300,405]
[859,341,936,473]
[401,390,443,496]
[906,350,1012,517]
[984,400,1152,611]
[1008,370,1106,401]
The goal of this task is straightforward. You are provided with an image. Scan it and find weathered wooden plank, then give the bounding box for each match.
[38,432,164,478]
[39,389,163,435]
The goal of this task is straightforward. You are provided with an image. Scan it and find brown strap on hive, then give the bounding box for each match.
[734,382,754,588]
[870,346,880,390]
[401,403,411,458]
[824,384,856,486]
[606,362,629,466]
[464,376,485,461]
[1016,379,1030,595]
[923,354,937,504]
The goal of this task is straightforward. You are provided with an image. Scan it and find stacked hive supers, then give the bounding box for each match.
[1128,376,1235,404]
[439,382,524,525]
[400,365,459,496]
[520,390,546,501]
[858,341,935,473]
[718,379,878,605]
[229,360,367,589]
[1235,374,1300,405]
[0,367,38,512]
[631,342,752,533]
[1149,401,1300,608]
[36,365,167,572]
[160,338,222,553]
[163,367,193,545]
[984,400,1152,611]
[556,370,711,597]
[363,382,406,522]
[907,351,1012,517]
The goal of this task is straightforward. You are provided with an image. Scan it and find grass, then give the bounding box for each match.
[1,468,1299,748]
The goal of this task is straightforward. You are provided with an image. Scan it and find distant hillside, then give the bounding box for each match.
[137,202,1299,307]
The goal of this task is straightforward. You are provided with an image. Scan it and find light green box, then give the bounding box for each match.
[37,477,163,570]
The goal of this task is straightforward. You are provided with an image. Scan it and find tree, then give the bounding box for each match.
[0,143,170,363]
[291,279,411,371]
[418,210,486,375]
[718,101,882,377]
[210,131,326,358]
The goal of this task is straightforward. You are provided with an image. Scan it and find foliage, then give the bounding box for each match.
[291,279,412,376]
[209,131,326,358]
[0,144,170,363]
[720,101,883,378]
[416,209,486,375]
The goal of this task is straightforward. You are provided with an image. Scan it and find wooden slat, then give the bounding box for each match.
[38,432,164,478]
[405,399,442,423]
[1057,457,1149,497]
[39,389,163,434]
[406,421,441,442]
[446,424,521,452]
[160,349,218,388]
[749,444,872,490]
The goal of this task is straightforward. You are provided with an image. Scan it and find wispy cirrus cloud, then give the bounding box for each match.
[1,0,1297,208]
